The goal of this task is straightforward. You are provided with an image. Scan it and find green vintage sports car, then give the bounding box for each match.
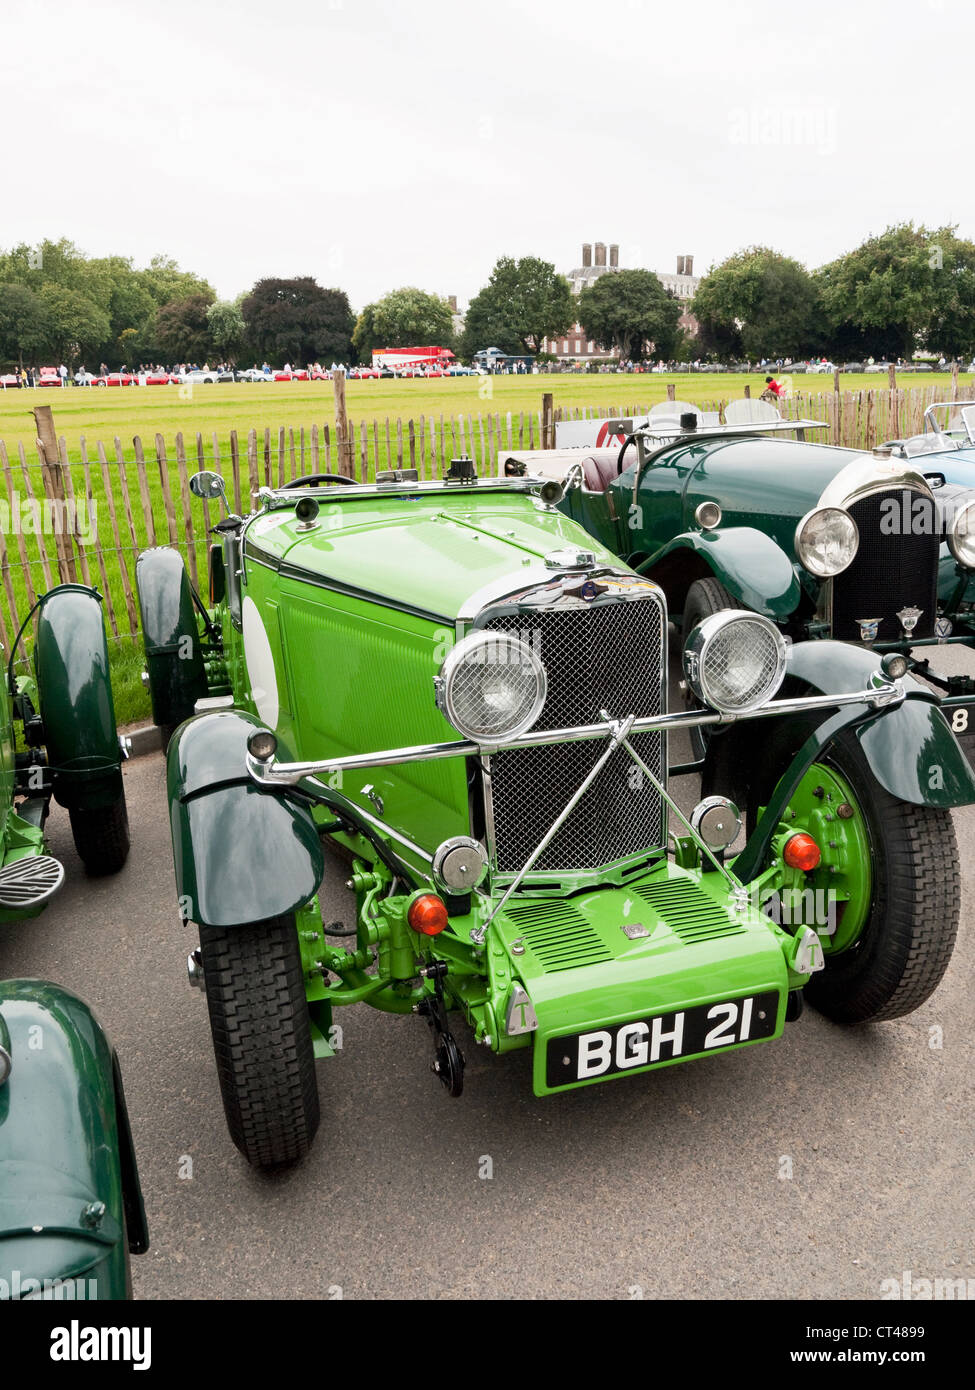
[518,399,975,747]
[137,461,974,1168]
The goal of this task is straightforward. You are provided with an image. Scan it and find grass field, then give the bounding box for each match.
[1,369,973,726]
[3,371,974,459]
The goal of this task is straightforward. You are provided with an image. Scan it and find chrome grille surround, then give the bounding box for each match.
[469,574,668,881]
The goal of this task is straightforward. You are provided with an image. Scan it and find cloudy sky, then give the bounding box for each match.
[2,0,971,311]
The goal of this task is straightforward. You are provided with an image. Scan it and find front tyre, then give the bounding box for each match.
[755,729,960,1023]
[199,914,320,1168]
[68,794,130,875]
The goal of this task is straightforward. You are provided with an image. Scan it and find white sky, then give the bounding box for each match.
[2,0,971,312]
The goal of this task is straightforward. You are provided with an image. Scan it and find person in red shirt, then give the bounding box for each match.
[764,375,784,398]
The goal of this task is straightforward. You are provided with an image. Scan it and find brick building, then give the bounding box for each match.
[542,243,700,361]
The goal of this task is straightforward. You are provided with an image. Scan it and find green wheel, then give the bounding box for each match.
[199,914,320,1168]
[752,729,960,1023]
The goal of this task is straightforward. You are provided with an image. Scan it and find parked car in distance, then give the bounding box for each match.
[37,367,62,387]
[180,369,221,385]
[0,373,21,389]
[236,368,271,383]
[144,371,178,385]
[134,460,972,1170]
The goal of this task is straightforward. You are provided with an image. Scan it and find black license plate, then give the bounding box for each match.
[545,991,780,1088]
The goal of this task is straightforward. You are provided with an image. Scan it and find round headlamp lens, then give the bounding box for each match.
[795,507,859,578]
[948,498,975,568]
[684,611,788,714]
[438,632,546,743]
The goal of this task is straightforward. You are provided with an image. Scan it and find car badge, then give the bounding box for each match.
[621,922,650,939]
[580,580,599,601]
[855,617,882,646]
[896,606,923,637]
[935,616,953,643]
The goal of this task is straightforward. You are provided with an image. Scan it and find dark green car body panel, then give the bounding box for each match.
[0,980,147,1300]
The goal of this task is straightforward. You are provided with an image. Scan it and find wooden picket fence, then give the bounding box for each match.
[0,380,970,654]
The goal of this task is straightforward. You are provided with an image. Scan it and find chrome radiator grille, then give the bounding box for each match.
[481,593,666,874]
[832,488,939,643]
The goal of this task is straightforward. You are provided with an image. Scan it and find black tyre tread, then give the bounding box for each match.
[682,576,736,630]
[68,795,130,875]
[748,726,961,1024]
[200,915,319,1168]
[806,794,960,1022]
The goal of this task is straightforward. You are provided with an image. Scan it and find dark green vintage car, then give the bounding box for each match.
[521,400,975,746]
[137,461,975,1169]
[0,587,144,1300]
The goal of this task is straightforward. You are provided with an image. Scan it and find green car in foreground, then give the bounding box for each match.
[138,461,974,1169]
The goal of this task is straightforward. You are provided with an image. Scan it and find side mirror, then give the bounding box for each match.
[190,470,227,504]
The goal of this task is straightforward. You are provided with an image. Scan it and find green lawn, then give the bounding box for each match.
[3,371,974,457]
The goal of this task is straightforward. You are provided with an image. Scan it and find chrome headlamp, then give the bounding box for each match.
[436,631,546,743]
[795,507,859,578]
[948,498,975,568]
[683,611,788,715]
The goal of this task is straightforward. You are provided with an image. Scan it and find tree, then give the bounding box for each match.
[691,247,824,360]
[0,284,50,365]
[352,287,454,361]
[817,224,975,359]
[242,278,354,363]
[154,293,215,362]
[458,288,523,360]
[463,257,574,355]
[37,285,110,362]
[577,269,683,360]
[207,297,247,361]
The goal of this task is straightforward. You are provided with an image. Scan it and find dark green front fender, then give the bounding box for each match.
[784,641,975,807]
[0,980,147,1300]
[33,586,123,812]
[136,547,208,733]
[640,527,802,620]
[168,710,324,929]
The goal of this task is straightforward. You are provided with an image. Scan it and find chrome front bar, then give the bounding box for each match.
[246,673,904,787]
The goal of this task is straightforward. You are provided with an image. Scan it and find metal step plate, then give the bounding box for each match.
[0,855,65,908]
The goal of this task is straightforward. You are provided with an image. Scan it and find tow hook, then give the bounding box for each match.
[417,961,464,1097]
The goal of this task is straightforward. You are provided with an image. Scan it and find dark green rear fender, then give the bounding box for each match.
[640,527,802,620]
[0,980,147,1299]
[136,547,208,731]
[33,586,122,811]
[168,710,324,929]
[705,639,975,808]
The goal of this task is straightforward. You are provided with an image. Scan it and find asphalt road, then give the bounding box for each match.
[4,650,974,1301]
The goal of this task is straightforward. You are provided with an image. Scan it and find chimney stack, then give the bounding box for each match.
[609,243,619,268]
[594,242,606,267]
[447,295,457,313]
[677,255,685,275]
[582,243,592,267]
[684,255,694,277]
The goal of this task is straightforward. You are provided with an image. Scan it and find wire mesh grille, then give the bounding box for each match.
[482,595,665,873]
[832,489,939,643]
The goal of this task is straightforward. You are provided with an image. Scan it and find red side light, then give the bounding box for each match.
[783,832,821,872]
[407,894,449,935]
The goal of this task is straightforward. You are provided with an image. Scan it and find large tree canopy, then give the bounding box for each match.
[464,256,574,356]
[242,277,354,363]
[578,269,683,360]
[817,223,975,359]
[154,293,216,362]
[352,286,454,360]
[207,297,248,361]
[0,238,214,367]
[691,247,824,360]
